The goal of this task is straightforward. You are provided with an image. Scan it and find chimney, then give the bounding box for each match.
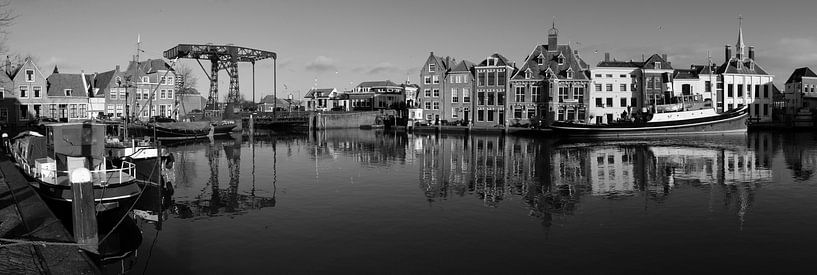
[725,45,732,62]
[5,56,10,75]
[116,65,120,71]
[604,52,610,62]
[748,46,755,60]
[662,54,668,61]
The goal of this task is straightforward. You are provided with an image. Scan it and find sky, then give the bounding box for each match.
[5,0,817,101]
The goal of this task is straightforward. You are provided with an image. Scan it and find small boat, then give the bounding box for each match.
[550,105,749,138]
[10,122,141,211]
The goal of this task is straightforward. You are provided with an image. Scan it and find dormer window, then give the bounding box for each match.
[566,68,574,79]
[749,61,755,70]
[115,76,122,84]
[428,64,436,72]
[525,68,532,79]
[654,62,661,70]
[557,53,565,65]
[487,58,496,66]
[65,89,73,96]
[141,76,149,83]
[25,70,34,82]
[537,53,545,65]
[544,67,554,79]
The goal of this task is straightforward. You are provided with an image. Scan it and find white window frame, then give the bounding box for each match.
[428,64,436,72]
[33,86,42,98]
[19,86,28,98]
[25,69,35,82]
[65,89,73,96]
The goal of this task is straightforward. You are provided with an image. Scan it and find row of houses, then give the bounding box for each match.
[416,21,779,127]
[0,57,203,129]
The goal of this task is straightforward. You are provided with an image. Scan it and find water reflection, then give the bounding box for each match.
[416,133,777,231]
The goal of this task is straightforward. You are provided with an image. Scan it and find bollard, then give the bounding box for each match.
[70,168,99,254]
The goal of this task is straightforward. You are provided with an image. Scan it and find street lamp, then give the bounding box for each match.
[288,93,293,112]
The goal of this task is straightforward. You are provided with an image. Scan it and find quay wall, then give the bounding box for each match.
[310,111,395,130]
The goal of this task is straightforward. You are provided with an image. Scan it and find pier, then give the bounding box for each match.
[0,154,98,274]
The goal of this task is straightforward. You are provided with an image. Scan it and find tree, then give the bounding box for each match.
[0,1,16,53]
[175,64,198,92]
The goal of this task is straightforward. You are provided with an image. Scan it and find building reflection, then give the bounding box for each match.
[416,133,777,230]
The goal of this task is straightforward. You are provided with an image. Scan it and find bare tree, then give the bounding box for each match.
[175,64,198,93]
[0,0,17,53]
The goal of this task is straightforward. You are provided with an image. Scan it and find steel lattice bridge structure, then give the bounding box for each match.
[164,44,277,118]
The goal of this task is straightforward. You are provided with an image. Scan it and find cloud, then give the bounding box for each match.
[367,62,401,75]
[305,56,337,73]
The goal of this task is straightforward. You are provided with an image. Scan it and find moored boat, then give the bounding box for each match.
[11,122,141,211]
[129,120,237,141]
[551,105,749,138]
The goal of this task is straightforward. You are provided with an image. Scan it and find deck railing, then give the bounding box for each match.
[30,160,137,187]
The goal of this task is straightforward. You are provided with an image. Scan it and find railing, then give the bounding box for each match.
[37,160,136,187]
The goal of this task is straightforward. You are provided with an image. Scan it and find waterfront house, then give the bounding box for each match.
[124,59,176,120]
[45,72,92,121]
[350,80,404,111]
[446,60,474,125]
[261,94,302,112]
[474,53,514,128]
[401,82,421,109]
[511,21,590,125]
[6,57,48,126]
[783,67,817,116]
[588,56,641,124]
[304,88,339,111]
[0,66,13,127]
[95,66,127,118]
[418,52,452,124]
[716,21,774,122]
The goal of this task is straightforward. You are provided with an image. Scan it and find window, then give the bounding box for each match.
[606,84,613,91]
[452,108,458,118]
[621,98,627,107]
[538,54,545,65]
[25,70,34,82]
[424,102,431,109]
[160,89,167,99]
[432,75,439,84]
[498,71,506,86]
[463,88,470,103]
[605,74,613,78]
[160,76,166,85]
[514,108,523,119]
[487,110,495,121]
[487,92,495,105]
[575,87,585,103]
[477,110,484,121]
[566,70,574,79]
[527,108,535,119]
[632,97,637,106]
[424,89,431,97]
[728,85,734,97]
[763,104,769,116]
[19,105,28,120]
[20,86,28,98]
[424,76,431,84]
[595,84,602,91]
[620,84,627,92]
[478,72,486,86]
[433,102,439,110]
[452,88,459,103]
[755,85,761,98]
[647,78,654,89]
[433,89,439,97]
[119,90,126,99]
[606,98,613,107]
[488,71,496,86]
[531,86,540,102]
[65,89,73,96]
[498,92,504,105]
[620,74,627,78]
[487,58,496,66]
[654,62,661,69]
[0,88,4,99]
[478,92,485,105]
[558,55,565,65]
[525,69,532,79]
[764,85,769,98]
[737,84,743,97]
[515,86,526,102]
[426,114,433,121]
[706,81,712,92]
[166,76,175,85]
[79,104,86,118]
[0,108,8,122]
[429,64,436,72]
[110,90,118,100]
[595,98,603,107]
[595,74,602,78]
[449,76,454,84]
[141,76,149,83]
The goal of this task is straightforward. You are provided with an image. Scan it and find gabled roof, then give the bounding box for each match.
[641,54,673,70]
[690,64,718,75]
[477,53,512,67]
[303,88,336,98]
[93,70,116,96]
[425,52,452,72]
[597,60,643,68]
[46,73,89,97]
[450,60,475,72]
[260,95,290,105]
[511,44,588,81]
[673,69,699,80]
[716,59,768,75]
[357,80,399,88]
[125,59,173,76]
[785,67,817,84]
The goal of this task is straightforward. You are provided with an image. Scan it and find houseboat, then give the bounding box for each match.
[11,122,141,211]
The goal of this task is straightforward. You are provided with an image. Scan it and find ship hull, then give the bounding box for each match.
[551,107,748,138]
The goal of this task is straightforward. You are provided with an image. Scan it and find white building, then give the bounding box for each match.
[589,57,641,124]
[716,20,775,122]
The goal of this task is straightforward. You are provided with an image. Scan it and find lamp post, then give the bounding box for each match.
[288,93,293,112]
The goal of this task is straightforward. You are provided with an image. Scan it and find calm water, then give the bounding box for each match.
[126,130,817,274]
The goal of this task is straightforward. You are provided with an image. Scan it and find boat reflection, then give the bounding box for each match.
[416,133,777,231]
